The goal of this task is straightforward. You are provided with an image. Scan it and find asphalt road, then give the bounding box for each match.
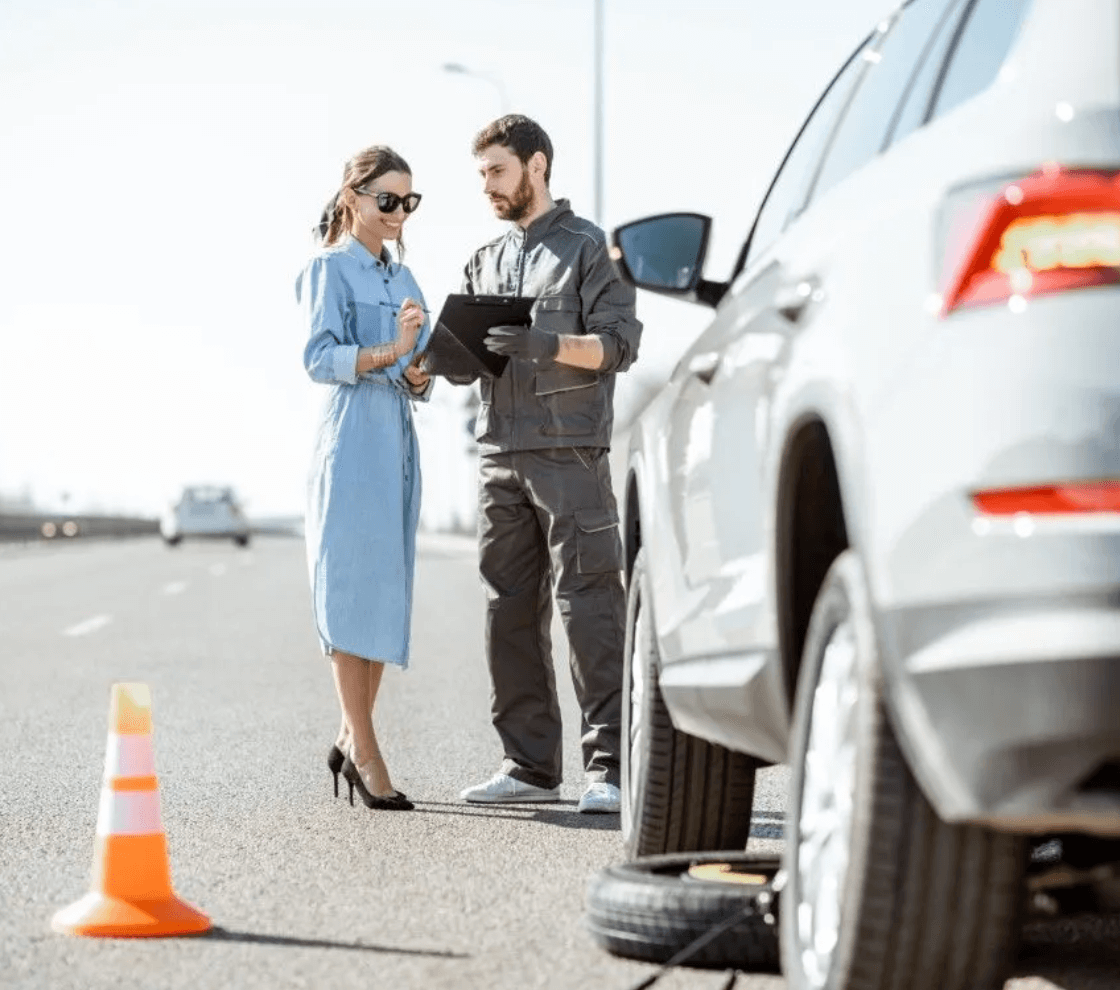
[0,535,1116,990]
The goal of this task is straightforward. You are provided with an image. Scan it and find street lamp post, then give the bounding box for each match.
[441,62,510,115]
[593,0,604,226]
[445,0,604,228]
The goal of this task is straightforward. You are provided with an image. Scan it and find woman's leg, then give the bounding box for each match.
[362,660,397,796]
[331,651,374,763]
[331,652,396,797]
[335,662,382,753]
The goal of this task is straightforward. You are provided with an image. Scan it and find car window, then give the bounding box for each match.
[808,0,960,204]
[885,0,970,146]
[930,0,1032,120]
[741,36,872,267]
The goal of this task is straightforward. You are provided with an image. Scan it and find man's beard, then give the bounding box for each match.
[491,169,535,222]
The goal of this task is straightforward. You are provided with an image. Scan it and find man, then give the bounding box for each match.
[452,115,642,814]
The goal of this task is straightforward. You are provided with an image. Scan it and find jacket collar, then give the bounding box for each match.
[510,198,573,247]
[341,235,393,270]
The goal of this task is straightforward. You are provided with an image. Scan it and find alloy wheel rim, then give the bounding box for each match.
[623,592,648,837]
[796,619,859,989]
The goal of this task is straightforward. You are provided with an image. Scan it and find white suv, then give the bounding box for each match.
[610,1,1120,987]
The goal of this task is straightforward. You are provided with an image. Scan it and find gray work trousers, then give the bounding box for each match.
[478,447,626,789]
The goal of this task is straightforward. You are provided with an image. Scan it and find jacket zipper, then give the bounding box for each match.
[512,238,528,448]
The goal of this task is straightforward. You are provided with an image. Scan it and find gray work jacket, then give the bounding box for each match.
[460,199,643,455]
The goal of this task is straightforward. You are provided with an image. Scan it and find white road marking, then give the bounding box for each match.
[162,581,188,595]
[63,614,112,637]
[209,563,227,577]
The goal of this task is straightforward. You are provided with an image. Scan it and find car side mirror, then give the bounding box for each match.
[610,213,716,303]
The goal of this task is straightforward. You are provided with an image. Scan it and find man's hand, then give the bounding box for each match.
[403,362,430,391]
[484,324,559,366]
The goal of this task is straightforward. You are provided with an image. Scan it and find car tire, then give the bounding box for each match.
[585,851,781,970]
[164,536,181,547]
[781,550,1027,990]
[622,549,758,859]
[234,535,250,548]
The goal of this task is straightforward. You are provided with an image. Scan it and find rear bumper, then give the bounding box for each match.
[161,518,249,539]
[880,594,1120,835]
[864,290,1120,833]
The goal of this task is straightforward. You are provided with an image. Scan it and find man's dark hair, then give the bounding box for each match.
[472,114,553,185]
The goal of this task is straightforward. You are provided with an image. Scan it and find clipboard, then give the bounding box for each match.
[421,294,536,378]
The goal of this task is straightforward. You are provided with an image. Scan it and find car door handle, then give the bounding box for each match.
[687,351,721,384]
[774,276,822,323]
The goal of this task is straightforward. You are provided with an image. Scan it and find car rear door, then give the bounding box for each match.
[689,0,972,647]
[659,25,878,666]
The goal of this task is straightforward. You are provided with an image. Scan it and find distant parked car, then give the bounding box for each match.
[161,486,250,547]
[601,0,1120,986]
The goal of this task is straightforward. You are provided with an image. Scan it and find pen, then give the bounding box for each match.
[380,301,430,313]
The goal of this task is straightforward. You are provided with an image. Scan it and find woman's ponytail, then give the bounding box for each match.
[316,192,339,243]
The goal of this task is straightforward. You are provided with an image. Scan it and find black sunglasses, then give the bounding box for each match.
[356,188,422,214]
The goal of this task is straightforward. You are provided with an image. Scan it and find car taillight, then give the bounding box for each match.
[972,481,1120,515]
[941,167,1120,316]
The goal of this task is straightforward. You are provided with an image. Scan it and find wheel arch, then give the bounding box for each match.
[775,416,851,707]
[623,463,643,585]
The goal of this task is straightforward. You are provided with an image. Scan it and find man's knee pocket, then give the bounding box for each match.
[573,507,622,575]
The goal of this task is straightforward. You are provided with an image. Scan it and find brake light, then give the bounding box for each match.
[972,481,1120,515]
[941,167,1120,315]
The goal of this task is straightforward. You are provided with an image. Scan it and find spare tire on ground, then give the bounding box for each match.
[584,851,781,971]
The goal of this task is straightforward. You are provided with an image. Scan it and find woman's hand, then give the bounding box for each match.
[396,298,424,356]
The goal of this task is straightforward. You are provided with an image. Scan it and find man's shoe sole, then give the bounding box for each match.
[462,790,561,804]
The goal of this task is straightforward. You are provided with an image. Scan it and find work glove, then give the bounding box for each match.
[484,324,559,366]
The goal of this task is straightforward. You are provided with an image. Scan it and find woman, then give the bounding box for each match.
[296,145,432,811]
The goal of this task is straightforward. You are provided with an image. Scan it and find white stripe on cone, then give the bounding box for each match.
[96,788,163,836]
[103,733,156,779]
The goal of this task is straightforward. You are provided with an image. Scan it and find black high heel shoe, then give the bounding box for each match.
[330,743,407,801]
[328,745,346,798]
[341,756,414,811]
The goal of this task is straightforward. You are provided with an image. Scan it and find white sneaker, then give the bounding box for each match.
[460,772,561,804]
[578,781,621,814]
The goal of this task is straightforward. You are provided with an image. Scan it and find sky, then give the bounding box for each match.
[0,0,892,522]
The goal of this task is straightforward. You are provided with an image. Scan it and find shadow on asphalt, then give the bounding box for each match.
[204,926,468,959]
[1014,915,1120,989]
[407,802,791,836]
[412,800,622,830]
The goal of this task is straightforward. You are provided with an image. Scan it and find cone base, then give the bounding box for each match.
[52,891,211,938]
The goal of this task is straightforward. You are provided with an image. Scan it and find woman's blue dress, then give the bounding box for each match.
[296,236,432,668]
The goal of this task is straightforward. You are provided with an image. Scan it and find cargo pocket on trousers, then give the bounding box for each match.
[575,507,622,574]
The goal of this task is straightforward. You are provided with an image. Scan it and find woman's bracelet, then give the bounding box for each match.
[364,342,404,369]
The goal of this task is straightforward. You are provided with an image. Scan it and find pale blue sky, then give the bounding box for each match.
[0,0,891,518]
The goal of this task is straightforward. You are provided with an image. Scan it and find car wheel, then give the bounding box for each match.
[164,536,182,547]
[584,851,781,969]
[781,550,1026,990]
[234,535,250,548]
[622,548,758,859]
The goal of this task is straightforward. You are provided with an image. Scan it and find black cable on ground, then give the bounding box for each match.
[623,902,757,990]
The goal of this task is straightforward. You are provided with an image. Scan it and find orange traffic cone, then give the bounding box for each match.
[52,682,210,937]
